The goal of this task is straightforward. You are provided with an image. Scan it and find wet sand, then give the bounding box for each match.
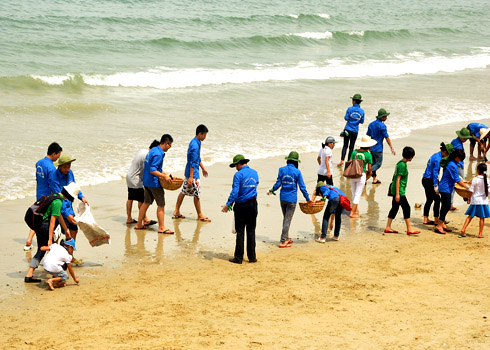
[1,119,490,349]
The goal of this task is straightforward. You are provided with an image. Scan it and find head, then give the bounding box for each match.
[322,136,336,149]
[159,134,173,152]
[286,160,299,169]
[196,124,209,141]
[314,181,325,196]
[61,238,76,254]
[229,154,249,170]
[56,154,76,175]
[351,93,363,105]
[440,142,453,157]
[376,108,390,122]
[149,139,160,149]
[402,146,415,161]
[456,127,471,143]
[47,142,62,161]
[449,148,465,163]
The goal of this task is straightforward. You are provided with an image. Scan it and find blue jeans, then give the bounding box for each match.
[371,151,383,177]
[321,198,342,238]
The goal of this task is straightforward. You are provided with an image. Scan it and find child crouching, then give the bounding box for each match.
[41,238,79,290]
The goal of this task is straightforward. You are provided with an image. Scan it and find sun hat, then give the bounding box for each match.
[455,127,472,139]
[285,151,301,162]
[64,238,77,251]
[55,154,76,167]
[376,108,390,119]
[229,154,249,168]
[325,136,337,144]
[316,181,325,188]
[480,127,490,139]
[62,182,81,202]
[350,93,363,102]
[356,135,378,148]
[445,143,454,154]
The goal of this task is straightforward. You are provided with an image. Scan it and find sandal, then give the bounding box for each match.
[372,180,381,184]
[279,241,292,248]
[443,227,452,232]
[384,229,398,233]
[458,234,467,238]
[434,228,446,234]
[407,231,420,235]
[423,221,435,225]
[159,229,175,234]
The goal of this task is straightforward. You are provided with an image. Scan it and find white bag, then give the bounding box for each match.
[75,203,111,247]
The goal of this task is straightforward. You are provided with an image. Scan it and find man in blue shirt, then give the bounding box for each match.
[24,142,63,251]
[366,108,396,184]
[173,125,210,222]
[136,134,174,234]
[450,127,472,210]
[338,94,364,167]
[466,122,489,161]
[222,155,259,264]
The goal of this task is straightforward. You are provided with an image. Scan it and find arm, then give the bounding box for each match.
[40,246,50,252]
[224,172,241,209]
[199,161,208,177]
[317,155,321,165]
[48,215,57,246]
[187,143,200,185]
[297,173,312,203]
[395,175,401,203]
[150,169,172,183]
[270,170,282,194]
[57,215,70,238]
[344,108,350,122]
[325,156,332,178]
[432,157,440,189]
[366,163,372,181]
[385,137,395,155]
[67,263,79,284]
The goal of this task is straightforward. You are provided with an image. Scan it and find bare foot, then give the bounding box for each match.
[469,156,477,161]
[47,279,55,291]
[197,216,211,222]
[349,213,360,218]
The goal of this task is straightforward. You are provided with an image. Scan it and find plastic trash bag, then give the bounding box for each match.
[75,203,111,247]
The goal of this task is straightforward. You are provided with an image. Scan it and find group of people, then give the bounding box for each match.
[23,102,490,287]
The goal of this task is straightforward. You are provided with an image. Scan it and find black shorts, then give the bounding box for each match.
[128,187,144,202]
[469,137,487,147]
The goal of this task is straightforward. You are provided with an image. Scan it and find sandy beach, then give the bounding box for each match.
[0,119,489,349]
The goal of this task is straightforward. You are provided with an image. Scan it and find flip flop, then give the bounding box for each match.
[126,219,137,224]
[287,239,294,245]
[443,227,452,232]
[407,231,420,235]
[434,228,446,234]
[423,221,435,225]
[384,229,398,233]
[159,229,174,234]
[458,234,467,238]
[279,242,292,248]
[372,180,381,184]
[478,235,485,238]
[198,217,211,222]
[144,220,158,226]
[134,226,148,230]
[172,215,186,219]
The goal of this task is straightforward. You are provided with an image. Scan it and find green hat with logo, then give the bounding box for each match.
[229,154,249,168]
[54,154,76,167]
[316,181,326,188]
[456,127,472,139]
[445,143,454,154]
[376,108,390,119]
[285,151,301,163]
[350,93,363,102]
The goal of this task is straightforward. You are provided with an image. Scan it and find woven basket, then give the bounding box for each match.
[454,179,472,199]
[159,176,184,191]
[299,201,325,214]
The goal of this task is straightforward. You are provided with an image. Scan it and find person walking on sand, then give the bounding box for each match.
[313,181,346,242]
[24,142,63,251]
[460,163,490,238]
[173,124,211,222]
[366,108,396,184]
[384,146,420,235]
[268,151,312,248]
[338,94,364,168]
[222,155,259,264]
[466,122,489,161]
[50,155,89,266]
[349,135,375,218]
[42,238,79,291]
[135,134,174,234]
[125,140,160,225]
[317,136,336,185]
[422,143,453,226]
[434,149,469,234]
[450,127,472,210]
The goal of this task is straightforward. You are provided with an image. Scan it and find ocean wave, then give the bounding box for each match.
[26,49,490,90]
[290,31,333,40]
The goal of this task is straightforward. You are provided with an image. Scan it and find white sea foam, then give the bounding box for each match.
[347,31,364,36]
[318,14,330,19]
[291,31,333,40]
[287,14,298,19]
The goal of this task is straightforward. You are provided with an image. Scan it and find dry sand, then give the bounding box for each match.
[1,120,490,349]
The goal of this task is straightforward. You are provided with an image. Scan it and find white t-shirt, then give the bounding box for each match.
[317,146,333,176]
[43,243,73,273]
[126,149,148,189]
[469,175,489,205]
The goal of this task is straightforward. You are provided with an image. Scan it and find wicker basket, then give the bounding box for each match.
[159,176,184,191]
[299,201,325,214]
[454,179,472,199]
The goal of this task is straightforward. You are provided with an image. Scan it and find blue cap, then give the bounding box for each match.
[64,238,77,251]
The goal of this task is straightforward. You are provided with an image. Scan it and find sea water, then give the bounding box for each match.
[1,0,490,201]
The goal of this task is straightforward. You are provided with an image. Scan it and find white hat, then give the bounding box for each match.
[62,182,81,202]
[357,135,377,148]
[480,128,490,139]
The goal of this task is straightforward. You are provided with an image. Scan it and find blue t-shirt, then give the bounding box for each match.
[50,169,84,218]
[438,160,461,194]
[143,146,165,188]
[184,137,202,179]
[366,119,389,153]
[35,156,56,200]
[450,137,465,170]
[467,123,488,138]
[422,152,443,187]
[226,165,259,206]
[318,185,345,200]
[344,104,365,133]
[271,164,310,203]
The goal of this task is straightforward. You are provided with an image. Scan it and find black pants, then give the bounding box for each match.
[388,195,411,219]
[341,131,358,161]
[317,174,333,185]
[439,192,452,222]
[422,177,441,218]
[233,199,258,262]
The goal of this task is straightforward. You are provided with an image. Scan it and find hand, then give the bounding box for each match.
[163,174,173,183]
[48,240,52,246]
[327,173,331,178]
[68,215,77,225]
[307,200,313,206]
[391,147,396,156]
[395,194,400,203]
[434,186,439,195]
[202,169,209,178]
[74,277,80,284]
[187,177,193,186]
[82,197,89,206]
[221,205,230,213]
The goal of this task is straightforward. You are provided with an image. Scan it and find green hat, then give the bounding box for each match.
[445,143,454,154]
[350,93,363,102]
[316,181,325,188]
[376,108,390,119]
[456,127,472,139]
[55,154,76,167]
[229,154,249,168]
[285,151,301,163]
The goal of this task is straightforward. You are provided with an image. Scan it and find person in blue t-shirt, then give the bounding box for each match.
[450,127,472,210]
[466,122,489,161]
[136,134,174,234]
[312,181,346,242]
[435,149,469,234]
[24,142,63,251]
[338,94,364,167]
[222,155,259,264]
[173,124,211,222]
[268,151,312,248]
[366,108,396,184]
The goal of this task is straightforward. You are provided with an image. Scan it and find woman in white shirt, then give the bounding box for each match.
[317,136,336,185]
